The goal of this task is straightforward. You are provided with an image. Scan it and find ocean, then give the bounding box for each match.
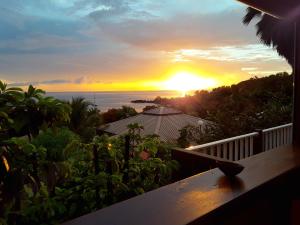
[47,90,181,112]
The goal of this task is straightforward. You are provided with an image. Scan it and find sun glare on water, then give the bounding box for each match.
[163,72,217,95]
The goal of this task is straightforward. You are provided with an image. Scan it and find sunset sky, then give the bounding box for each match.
[0,0,292,92]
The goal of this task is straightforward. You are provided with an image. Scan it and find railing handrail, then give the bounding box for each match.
[186,132,258,151]
[262,123,293,133]
[186,123,293,154]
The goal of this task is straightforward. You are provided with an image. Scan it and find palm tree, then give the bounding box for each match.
[38,96,71,128]
[0,81,23,133]
[69,97,91,132]
[8,85,70,140]
[243,7,295,66]
[0,81,23,104]
[68,97,102,142]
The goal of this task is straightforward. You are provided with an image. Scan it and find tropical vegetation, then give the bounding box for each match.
[0,81,178,225]
[101,106,138,124]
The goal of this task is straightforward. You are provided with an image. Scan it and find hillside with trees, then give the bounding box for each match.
[152,73,293,146]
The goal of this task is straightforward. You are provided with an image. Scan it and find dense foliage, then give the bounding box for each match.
[142,105,158,112]
[68,97,102,142]
[101,106,138,124]
[0,82,178,225]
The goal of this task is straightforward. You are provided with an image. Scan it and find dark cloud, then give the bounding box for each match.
[9,79,69,86]
[92,9,257,51]
[8,77,87,86]
[41,79,70,84]
[0,6,89,55]
[74,76,87,84]
[87,0,130,19]
[0,47,71,55]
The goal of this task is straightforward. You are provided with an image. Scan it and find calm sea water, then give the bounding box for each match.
[47,90,181,112]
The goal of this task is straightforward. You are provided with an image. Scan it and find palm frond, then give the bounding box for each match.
[243,7,262,25]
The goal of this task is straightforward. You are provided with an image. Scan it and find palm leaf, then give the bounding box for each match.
[243,7,261,25]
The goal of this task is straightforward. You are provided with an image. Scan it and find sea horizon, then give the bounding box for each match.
[47,90,178,93]
[46,90,185,112]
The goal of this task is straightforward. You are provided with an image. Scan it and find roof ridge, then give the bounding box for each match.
[143,106,182,116]
[104,114,142,125]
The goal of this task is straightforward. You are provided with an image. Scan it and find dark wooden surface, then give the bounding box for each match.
[171,148,219,180]
[293,24,300,148]
[62,145,300,225]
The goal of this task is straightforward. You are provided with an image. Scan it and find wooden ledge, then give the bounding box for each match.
[62,145,300,225]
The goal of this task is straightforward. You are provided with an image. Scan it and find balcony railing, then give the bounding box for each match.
[263,123,293,151]
[186,123,293,161]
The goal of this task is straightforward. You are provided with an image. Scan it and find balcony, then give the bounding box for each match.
[62,123,300,225]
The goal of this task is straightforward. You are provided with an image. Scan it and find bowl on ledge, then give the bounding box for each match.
[216,160,244,177]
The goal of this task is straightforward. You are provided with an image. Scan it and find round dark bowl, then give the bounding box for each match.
[216,160,244,177]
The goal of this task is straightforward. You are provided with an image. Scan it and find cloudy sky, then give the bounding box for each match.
[0,0,291,91]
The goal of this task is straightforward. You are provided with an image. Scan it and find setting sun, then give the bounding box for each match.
[163,72,217,95]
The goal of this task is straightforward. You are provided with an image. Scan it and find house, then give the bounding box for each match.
[100,106,209,143]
